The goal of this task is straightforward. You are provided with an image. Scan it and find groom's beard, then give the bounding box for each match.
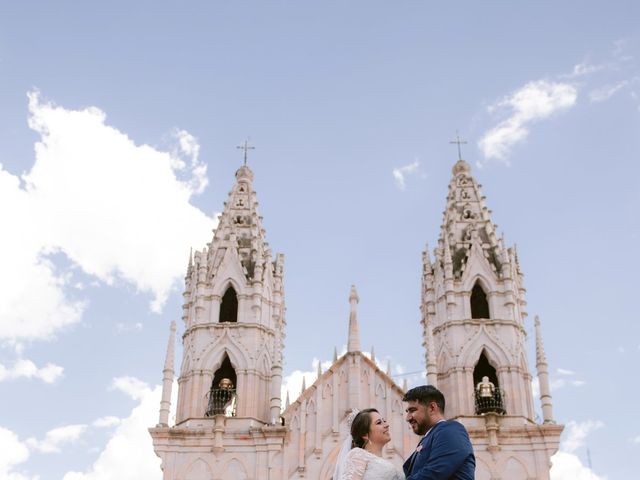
[409,420,428,436]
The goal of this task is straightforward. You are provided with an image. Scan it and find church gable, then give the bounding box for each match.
[281,352,412,479]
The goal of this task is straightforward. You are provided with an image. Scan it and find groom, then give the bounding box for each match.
[402,385,475,479]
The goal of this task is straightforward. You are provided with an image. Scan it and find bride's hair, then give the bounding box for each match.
[350,408,379,449]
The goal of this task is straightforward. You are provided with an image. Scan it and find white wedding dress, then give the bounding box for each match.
[339,447,405,480]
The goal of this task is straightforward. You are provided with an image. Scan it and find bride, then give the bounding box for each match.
[334,408,405,480]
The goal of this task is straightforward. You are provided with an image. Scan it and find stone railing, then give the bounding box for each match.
[205,388,237,417]
[474,387,506,415]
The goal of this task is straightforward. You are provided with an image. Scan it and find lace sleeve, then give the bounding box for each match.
[340,448,369,480]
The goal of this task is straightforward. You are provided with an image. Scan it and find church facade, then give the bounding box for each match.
[149,158,563,479]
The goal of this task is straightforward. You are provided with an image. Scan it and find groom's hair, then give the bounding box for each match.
[403,385,445,414]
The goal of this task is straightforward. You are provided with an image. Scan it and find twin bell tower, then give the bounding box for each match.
[149,153,563,480]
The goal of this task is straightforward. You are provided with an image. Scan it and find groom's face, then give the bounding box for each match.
[404,400,432,435]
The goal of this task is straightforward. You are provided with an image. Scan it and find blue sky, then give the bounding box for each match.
[0,2,639,479]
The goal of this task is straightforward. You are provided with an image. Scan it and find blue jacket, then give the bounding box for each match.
[403,420,475,480]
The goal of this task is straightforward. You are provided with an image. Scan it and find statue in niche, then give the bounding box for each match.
[463,209,476,220]
[209,378,237,417]
[476,376,495,398]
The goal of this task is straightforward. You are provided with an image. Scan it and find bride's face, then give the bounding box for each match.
[365,411,391,447]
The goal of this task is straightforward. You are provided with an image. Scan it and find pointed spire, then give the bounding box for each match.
[285,390,290,409]
[158,320,176,427]
[386,359,391,376]
[425,319,438,387]
[438,158,504,277]
[535,316,554,423]
[333,346,338,362]
[207,161,271,283]
[317,361,322,378]
[301,375,306,394]
[347,285,361,353]
[402,378,408,391]
[370,346,375,363]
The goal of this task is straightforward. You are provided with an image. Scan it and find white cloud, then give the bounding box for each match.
[26,424,87,454]
[0,91,217,343]
[561,420,604,454]
[63,381,164,480]
[392,159,420,190]
[170,129,208,195]
[111,376,150,401]
[567,61,605,78]
[531,377,540,397]
[92,416,121,429]
[532,372,584,394]
[0,359,64,384]
[550,378,585,391]
[0,166,85,343]
[281,358,334,404]
[550,420,607,480]
[478,80,578,162]
[114,322,143,334]
[551,451,606,480]
[589,80,630,102]
[0,426,35,480]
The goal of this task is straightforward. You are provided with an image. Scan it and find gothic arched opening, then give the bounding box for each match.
[471,282,490,319]
[219,286,238,323]
[473,351,504,414]
[206,354,237,417]
[474,351,498,387]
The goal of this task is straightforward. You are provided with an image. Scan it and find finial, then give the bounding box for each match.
[443,237,453,266]
[158,320,177,426]
[301,376,306,394]
[386,359,391,376]
[347,284,361,353]
[317,361,322,378]
[423,243,432,267]
[370,346,375,363]
[402,378,408,391]
[333,346,338,362]
[236,138,255,166]
[349,284,359,303]
[535,315,547,363]
[188,248,193,270]
[285,390,290,409]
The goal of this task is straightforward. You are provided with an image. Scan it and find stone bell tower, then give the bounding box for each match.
[150,163,288,480]
[421,158,563,479]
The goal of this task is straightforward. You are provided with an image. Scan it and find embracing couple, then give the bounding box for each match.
[333,385,475,480]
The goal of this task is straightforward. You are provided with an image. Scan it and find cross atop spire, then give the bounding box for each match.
[236,138,255,166]
[449,131,467,161]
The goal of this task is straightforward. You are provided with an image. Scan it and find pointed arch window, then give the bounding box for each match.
[473,351,504,414]
[219,286,238,323]
[471,282,490,319]
[206,354,237,417]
